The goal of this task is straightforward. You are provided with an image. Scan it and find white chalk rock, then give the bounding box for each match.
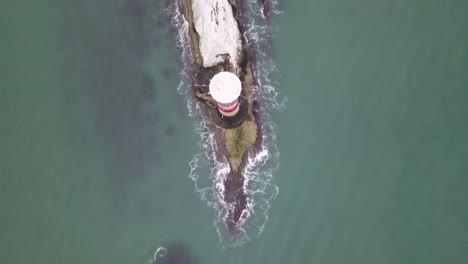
[192,0,242,67]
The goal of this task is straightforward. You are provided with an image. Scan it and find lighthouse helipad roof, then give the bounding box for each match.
[209,71,242,104]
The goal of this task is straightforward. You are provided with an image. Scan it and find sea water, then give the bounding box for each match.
[1,0,468,264]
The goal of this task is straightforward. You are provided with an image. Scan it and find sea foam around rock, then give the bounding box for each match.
[167,0,284,247]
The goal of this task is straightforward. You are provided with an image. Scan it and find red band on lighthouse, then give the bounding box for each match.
[217,100,239,114]
[209,72,242,117]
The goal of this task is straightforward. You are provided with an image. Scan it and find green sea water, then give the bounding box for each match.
[1,0,467,263]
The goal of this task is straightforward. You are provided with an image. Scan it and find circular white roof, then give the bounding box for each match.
[209,72,242,104]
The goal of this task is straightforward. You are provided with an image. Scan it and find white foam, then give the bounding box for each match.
[168,0,284,247]
[148,246,167,264]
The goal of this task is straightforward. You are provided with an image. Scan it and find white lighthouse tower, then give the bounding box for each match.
[209,71,242,117]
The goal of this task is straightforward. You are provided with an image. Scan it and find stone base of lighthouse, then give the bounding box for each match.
[210,99,248,129]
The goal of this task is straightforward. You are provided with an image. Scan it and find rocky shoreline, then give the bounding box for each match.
[178,0,263,232]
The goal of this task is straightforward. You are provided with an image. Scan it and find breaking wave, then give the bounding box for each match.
[167,0,284,247]
[147,246,167,264]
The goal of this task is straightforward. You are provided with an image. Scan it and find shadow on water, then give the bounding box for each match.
[57,0,173,196]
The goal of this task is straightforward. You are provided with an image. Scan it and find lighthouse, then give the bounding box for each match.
[209,71,242,117]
